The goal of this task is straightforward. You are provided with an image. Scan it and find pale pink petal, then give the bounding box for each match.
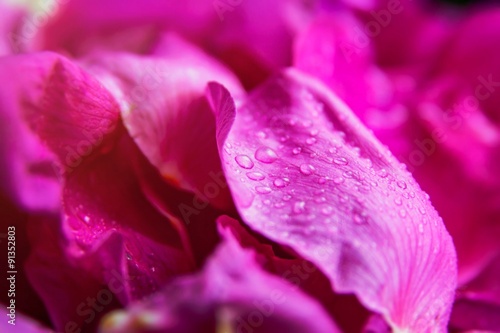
[207,69,457,332]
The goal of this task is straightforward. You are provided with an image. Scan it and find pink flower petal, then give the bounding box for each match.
[450,254,500,331]
[81,39,242,209]
[218,215,373,332]
[0,308,52,333]
[59,134,195,303]
[99,218,340,333]
[23,55,196,302]
[0,53,61,212]
[207,69,457,331]
[294,13,396,125]
[26,216,121,332]
[23,54,120,172]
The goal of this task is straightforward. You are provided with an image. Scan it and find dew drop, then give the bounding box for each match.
[255,186,272,194]
[394,197,402,206]
[328,147,337,154]
[418,224,424,233]
[321,206,333,215]
[273,178,287,188]
[306,137,317,145]
[283,194,292,201]
[274,202,285,208]
[83,215,90,223]
[314,197,326,203]
[292,147,302,155]
[333,177,344,184]
[396,180,407,189]
[379,169,389,178]
[235,155,254,169]
[418,207,426,215]
[399,209,407,218]
[310,129,319,136]
[299,164,315,175]
[255,147,278,163]
[318,177,327,184]
[333,157,348,165]
[256,131,267,138]
[247,172,265,181]
[293,201,306,214]
[343,170,354,178]
[353,214,366,224]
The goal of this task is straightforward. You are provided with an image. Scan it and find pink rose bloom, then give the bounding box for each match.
[0,0,497,332]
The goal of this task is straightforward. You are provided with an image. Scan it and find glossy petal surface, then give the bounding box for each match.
[208,69,457,332]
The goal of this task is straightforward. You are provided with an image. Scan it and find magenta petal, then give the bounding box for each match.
[82,42,242,209]
[24,55,120,172]
[450,254,500,331]
[60,135,195,303]
[26,216,120,332]
[293,13,392,119]
[207,70,457,331]
[0,308,52,333]
[99,219,340,333]
[0,53,61,212]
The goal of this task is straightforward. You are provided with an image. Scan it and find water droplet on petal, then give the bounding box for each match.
[255,147,278,163]
[247,172,265,181]
[293,201,306,214]
[394,197,402,206]
[283,194,292,201]
[314,197,326,203]
[418,207,426,215]
[321,206,333,215]
[399,209,407,218]
[292,147,302,155]
[333,157,348,165]
[83,216,90,223]
[274,202,285,208]
[397,180,407,189]
[256,131,267,138]
[379,169,389,178]
[310,129,319,136]
[299,164,315,175]
[235,155,254,169]
[273,178,287,188]
[255,186,272,194]
[353,213,366,224]
[306,137,317,145]
[318,177,327,184]
[418,224,424,233]
[333,177,344,184]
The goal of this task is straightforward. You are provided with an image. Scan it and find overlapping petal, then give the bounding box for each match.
[0,53,61,212]
[81,36,242,209]
[207,69,457,331]
[99,217,340,333]
[22,53,195,303]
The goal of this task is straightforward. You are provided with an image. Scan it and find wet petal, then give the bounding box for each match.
[99,218,340,333]
[207,69,457,331]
